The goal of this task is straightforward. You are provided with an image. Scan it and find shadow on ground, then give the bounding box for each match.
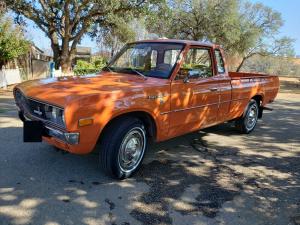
[0,93,299,225]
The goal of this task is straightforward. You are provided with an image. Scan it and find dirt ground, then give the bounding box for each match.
[0,77,299,225]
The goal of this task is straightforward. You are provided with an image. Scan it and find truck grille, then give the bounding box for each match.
[14,89,65,128]
[28,99,48,120]
[15,89,47,120]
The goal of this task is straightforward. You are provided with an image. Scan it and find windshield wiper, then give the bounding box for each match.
[128,68,147,80]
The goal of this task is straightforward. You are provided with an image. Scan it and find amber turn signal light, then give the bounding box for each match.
[78,118,93,127]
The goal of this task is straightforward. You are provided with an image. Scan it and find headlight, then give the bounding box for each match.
[45,105,65,127]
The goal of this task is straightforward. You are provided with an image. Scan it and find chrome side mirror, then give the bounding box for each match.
[183,70,199,83]
[183,76,190,83]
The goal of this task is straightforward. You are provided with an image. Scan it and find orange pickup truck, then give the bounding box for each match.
[14,39,279,179]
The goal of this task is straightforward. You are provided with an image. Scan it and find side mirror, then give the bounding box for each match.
[183,70,200,83]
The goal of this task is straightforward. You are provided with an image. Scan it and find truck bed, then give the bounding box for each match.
[228,71,280,106]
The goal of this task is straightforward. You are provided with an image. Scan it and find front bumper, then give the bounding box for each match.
[19,110,80,145]
[46,126,79,145]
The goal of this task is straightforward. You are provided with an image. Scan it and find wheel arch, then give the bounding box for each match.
[251,94,264,118]
[98,110,157,144]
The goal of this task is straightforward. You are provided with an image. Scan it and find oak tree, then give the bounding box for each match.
[6,0,151,73]
[234,2,294,71]
[147,0,295,72]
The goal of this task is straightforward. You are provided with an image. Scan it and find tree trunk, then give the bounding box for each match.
[236,57,246,72]
[0,60,5,70]
[49,29,62,70]
[60,56,73,74]
[236,52,259,72]
[50,38,61,70]
[61,48,76,74]
[110,48,115,58]
[0,59,8,70]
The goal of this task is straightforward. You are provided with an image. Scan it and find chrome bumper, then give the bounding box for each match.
[19,110,79,145]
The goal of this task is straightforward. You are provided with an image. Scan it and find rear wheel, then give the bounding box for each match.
[99,117,147,179]
[235,99,259,134]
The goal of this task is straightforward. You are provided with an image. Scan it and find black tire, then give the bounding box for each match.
[235,99,259,134]
[99,117,147,179]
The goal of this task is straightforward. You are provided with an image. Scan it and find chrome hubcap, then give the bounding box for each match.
[246,104,258,130]
[118,127,146,173]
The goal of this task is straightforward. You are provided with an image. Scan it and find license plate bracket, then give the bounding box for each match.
[23,121,43,142]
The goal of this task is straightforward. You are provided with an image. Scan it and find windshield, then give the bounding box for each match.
[105,42,184,79]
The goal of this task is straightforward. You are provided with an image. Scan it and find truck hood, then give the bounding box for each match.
[16,72,166,107]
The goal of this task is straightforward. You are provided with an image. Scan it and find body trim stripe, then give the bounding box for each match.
[160,97,249,115]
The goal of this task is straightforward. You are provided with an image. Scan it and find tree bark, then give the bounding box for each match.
[60,43,71,73]
[0,60,5,70]
[236,57,246,72]
[60,57,73,73]
[52,44,61,70]
[49,30,61,70]
[235,52,267,72]
[60,43,77,74]
[60,50,75,74]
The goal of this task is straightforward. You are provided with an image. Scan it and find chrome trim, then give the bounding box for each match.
[27,97,64,110]
[159,97,249,115]
[23,114,32,121]
[21,110,74,144]
[23,110,66,132]
[173,102,219,113]
[117,127,146,173]
[147,94,167,100]
[45,126,79,145]
[33,109,43,116]
[45,126,64,135]
[160,111,171,115]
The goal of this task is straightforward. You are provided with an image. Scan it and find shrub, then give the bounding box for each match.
[74,56,107,76]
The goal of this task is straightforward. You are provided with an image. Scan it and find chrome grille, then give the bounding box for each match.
[15,89,47,119]
[27,99,48,119]
[14,89,65,128]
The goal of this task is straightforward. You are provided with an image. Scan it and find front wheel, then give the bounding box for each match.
[235,99,259,134]
[99,117,147,179]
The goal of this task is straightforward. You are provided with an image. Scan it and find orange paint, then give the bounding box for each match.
[14,40,279,154]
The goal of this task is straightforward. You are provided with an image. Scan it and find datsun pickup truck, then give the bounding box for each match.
[14,39,279,179]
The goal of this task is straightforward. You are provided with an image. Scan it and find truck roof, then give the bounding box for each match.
[133,39,218,48]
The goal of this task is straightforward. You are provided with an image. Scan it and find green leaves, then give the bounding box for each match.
[74,57,108,76]
[146,0,243,52]
[0,16,29,68]
[5,0,154,72]
[147,0,295,72]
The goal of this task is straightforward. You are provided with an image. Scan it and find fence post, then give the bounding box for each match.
[1,66,8,89]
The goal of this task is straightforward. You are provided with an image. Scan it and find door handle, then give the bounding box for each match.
[210,88,218,92]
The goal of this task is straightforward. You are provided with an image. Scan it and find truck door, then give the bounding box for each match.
[214,48,232,123]
[169,46,220,137]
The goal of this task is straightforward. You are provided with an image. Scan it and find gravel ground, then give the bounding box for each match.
[0,87,299,225]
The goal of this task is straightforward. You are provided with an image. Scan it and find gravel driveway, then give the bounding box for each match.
[0,89,299,225]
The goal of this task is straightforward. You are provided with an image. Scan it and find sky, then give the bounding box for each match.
[26,0,300,56]
[250,0,300,56]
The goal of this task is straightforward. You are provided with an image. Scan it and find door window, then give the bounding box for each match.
[215,49,225,74]
[177,48,213,80]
